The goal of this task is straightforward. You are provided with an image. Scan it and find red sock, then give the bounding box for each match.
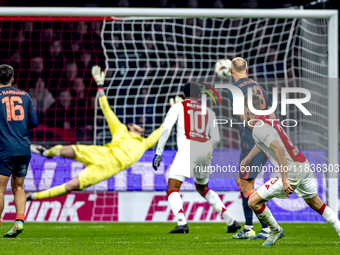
[317,203,326,215]
[201,188,210,198]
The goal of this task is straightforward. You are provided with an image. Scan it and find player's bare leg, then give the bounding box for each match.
[240,178,269,231]
[0,175,10,228]
[12,176,26,215]
[31,144,76,159]
[195,182,241,233]
[248,192,284,246]
[234,176,259,239]
[236,176,256,237]
[304,194,340,238]
[29,144,81,199]
[60,146,76,159]
[239,178,255,195]
[27,176,80,201]
[166,178,188,234]
[4,176,26,238]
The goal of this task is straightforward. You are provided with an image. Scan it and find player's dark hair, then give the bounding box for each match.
[245,93,261,110]
[183,82,201,99]
[0,64,14,85]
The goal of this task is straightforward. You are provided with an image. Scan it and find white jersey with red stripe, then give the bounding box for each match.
[156,98,220,155]
[252,115,307,176]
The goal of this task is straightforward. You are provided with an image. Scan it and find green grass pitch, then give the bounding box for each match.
[0,222,339,254]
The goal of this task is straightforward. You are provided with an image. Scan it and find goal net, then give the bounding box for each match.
[0,16,106,147]
[97,14,337,152]
[94,10,338,217]
[0,8,337,221]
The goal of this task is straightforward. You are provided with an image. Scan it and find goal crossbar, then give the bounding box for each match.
[0,7,338,19]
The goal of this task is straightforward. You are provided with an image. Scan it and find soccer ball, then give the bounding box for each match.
[214,59,232,78]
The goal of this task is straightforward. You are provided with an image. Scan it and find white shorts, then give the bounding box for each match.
[257,174,317,200]
[169,140,213,185]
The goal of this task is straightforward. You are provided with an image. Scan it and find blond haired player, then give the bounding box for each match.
[228,57,271,239]
[28,66,162,200]
[242,93,340,246]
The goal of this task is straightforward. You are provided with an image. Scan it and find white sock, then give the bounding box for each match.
[168,190,187,226]
[175,212,186,226]
[262,227,270,233]
[204,189,234,226]
[321,205,340,236]
[255,205,280,232]
[244,225,253,230]
[222,211,235,226]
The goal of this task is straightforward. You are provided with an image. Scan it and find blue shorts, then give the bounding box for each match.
[0,155,31,177]
[239,149,268,180]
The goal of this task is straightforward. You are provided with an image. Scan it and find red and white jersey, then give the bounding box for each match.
[156,98,220,155]
[252,115,306,172]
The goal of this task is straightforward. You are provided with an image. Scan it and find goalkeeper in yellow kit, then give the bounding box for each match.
[28,66,162,200]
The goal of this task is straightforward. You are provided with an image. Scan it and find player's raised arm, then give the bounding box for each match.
[152,103,179,170]
[92,65,124,134]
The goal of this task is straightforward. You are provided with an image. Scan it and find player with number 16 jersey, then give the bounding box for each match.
[0,64,38,238]
[0,83,38,159]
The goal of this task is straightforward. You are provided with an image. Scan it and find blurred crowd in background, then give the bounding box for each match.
[0,20,102,145]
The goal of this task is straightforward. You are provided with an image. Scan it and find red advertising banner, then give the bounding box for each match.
[2,191,326,222]
[2,192,118,222]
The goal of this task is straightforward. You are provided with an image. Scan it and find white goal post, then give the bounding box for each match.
[0,7,338,216]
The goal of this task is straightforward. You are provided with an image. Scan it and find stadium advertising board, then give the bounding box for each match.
[1,190,327,223]
[1,151,337,222]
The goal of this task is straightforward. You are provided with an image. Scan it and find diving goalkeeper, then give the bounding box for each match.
[28,65,162,200]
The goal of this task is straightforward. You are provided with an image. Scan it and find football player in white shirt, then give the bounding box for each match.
[241,93,340,246]
[153,82,240,234]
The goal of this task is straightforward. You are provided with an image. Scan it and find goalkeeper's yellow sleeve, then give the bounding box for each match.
[144,125,163,149]
[99,95,124,135]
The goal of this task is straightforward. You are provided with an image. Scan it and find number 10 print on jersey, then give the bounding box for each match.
[182,99,208,143]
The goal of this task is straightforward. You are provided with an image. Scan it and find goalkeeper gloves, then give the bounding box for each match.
[152,154,162,171]
[91,65,105,90]
[169,96,184,107]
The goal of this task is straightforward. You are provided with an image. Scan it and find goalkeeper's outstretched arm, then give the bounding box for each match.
[145,125,163,149]
[92,65,124,134]
[98,90,124,131]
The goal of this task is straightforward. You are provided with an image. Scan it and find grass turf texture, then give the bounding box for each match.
[0,223,339,254]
